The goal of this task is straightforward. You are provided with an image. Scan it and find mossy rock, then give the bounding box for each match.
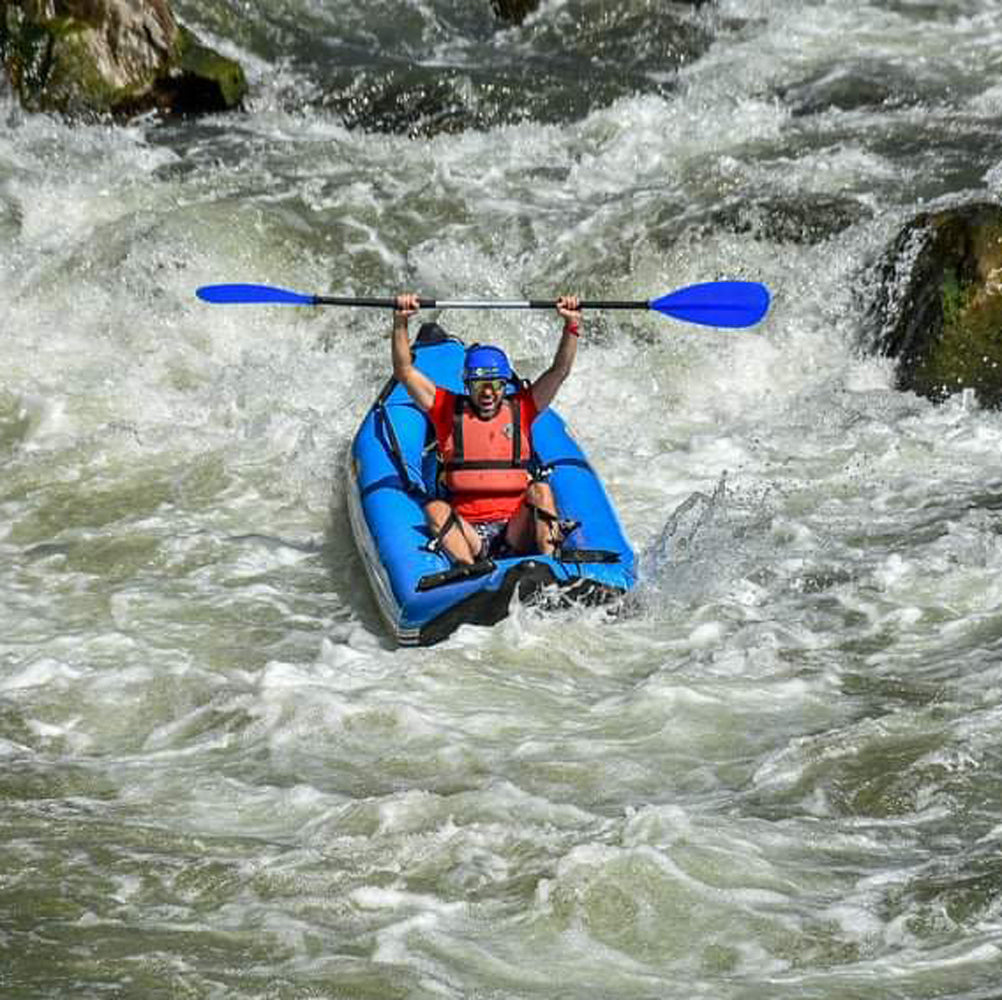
[0,0,246,118]
[166,25,247,114]
[863,202,1002,408]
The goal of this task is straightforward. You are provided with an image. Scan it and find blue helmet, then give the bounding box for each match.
[463,344,512,383]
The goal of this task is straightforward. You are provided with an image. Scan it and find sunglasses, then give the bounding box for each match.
[467,378,506,393]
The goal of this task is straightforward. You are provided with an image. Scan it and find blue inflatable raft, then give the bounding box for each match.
[347,323,637,645]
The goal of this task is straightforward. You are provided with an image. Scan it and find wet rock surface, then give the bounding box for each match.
[0,0,246,118]
[863,202,1002,408]
[708,195,873,245]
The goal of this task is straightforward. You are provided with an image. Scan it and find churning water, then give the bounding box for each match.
[4,1,1002,996]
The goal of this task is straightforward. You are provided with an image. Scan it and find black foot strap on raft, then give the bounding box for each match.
[529,511,620,564]
[528,502,576,552]
[423,507,498,587]
[426,507,462,555]
[555,548,621,564]
[417,559,496,592]
[551,516,620,563]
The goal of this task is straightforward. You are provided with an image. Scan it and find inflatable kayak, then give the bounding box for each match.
[347,322,636,645]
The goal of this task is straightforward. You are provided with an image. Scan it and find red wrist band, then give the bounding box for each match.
[565,320,580,337]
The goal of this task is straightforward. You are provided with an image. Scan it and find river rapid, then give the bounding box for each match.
[4,1,1002,997]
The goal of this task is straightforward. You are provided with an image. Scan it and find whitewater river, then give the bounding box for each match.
[4,1,1002,996]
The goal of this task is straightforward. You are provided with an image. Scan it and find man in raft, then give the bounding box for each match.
[392,293,582,565]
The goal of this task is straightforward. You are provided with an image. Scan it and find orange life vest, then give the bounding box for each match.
[439,393,533,495]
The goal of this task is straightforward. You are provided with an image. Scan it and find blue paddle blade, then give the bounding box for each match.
[650,281,770,328]
[196,283,317,305]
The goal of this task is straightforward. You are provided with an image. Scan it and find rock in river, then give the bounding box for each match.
[863,202,1002,408]
[0,0,246,118]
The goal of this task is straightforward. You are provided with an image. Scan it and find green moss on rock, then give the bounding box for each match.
[865,203,1002,409]
[911,279,1002,405]
[172,25,246,112]
[39,24,136,113]
[908,220,1002,406]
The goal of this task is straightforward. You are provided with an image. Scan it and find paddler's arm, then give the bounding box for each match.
[530,295,581,413]
[392,293,436,413]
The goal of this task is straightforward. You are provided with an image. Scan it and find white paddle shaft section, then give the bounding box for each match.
[433,300,555,309]
[427,300,648,310]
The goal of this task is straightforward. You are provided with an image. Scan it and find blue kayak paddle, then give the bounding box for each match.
[196,280,770,329]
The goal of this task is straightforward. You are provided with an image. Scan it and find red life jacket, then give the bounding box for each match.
[439,392,533,495]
